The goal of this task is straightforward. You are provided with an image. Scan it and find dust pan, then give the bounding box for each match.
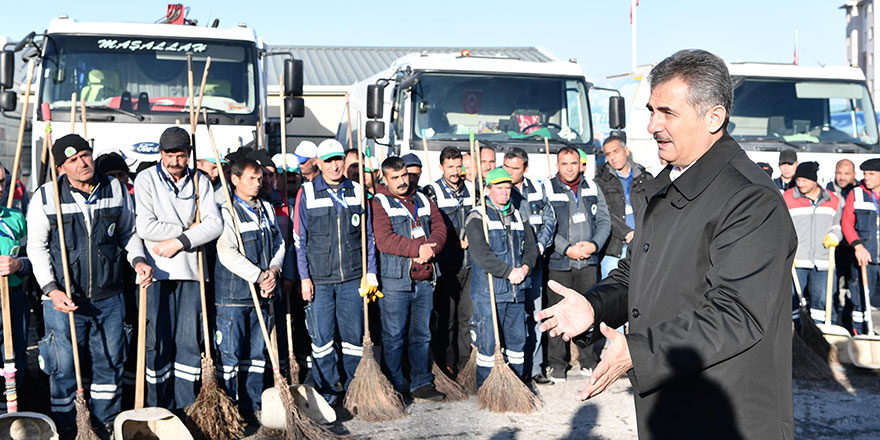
[114,408,193,440]
[817,247,851,363]
[849,265,880,369]
[260,384,336,429]
[0,412,58,440]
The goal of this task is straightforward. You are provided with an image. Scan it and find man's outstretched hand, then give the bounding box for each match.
[577,322,632,400]
[535,280,594,342]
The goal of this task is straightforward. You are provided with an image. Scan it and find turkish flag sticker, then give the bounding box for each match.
[463,90,482,114]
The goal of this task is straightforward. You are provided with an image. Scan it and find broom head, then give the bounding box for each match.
[343,337,406,422]
[74,393,100,440]
[792,331,835,381]
[798,307,836,363]
[186,356,244,440]
[289,349,301,385]
[477,348,542,413]
[431,362,467,402]
[455,345,478,395]
[273,370,348,440]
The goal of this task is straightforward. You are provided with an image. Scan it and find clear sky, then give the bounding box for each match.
[1,0,850,79]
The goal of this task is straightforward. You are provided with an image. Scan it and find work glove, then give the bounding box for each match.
[823,234,839,248]
[359,273,384,302]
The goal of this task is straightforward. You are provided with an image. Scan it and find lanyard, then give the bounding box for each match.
[235,195,271,230]
[565,183,580,209]
[869,189,880,213]
[156,162,194,200]
[392,195,420,226]
[327,186,348,210]
[441,178,468,207]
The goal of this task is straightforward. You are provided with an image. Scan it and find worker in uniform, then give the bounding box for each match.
[214,158,285,421]
[371,156,447,400]
[0,160,31,413]
[502,147,556,384]
[784,162,843,326]
[842,158,880,333]
[465,168,537,386]
[543,146,611,382]
[294,139,378,405]
[134,127,223,410]
[29,134,152,433]
[424,147,477,374]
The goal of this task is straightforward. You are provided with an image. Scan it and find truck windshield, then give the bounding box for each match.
[411,73,591,144]
[729,78,879,147]
[39,34,257,118]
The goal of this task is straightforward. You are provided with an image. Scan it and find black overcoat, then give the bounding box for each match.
[585,133,796,439]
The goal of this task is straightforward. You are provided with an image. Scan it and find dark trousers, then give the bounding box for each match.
[547,266,602,372]
[432,266,473,374]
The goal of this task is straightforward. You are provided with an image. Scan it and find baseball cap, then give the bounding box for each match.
[577,148,588,164]
[778,149,797,165]
[401,153,422,168]
[861,158,880,172]
[295,141,318,163]
[316,139,344,161]
[159,127,191,152]
[272,153,300,173]
[485,168,512,185]
[247,149,276,170]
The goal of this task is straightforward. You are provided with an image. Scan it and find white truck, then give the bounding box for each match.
[0,7,304,190]
[344,51,625,184]
[595,62,880,185]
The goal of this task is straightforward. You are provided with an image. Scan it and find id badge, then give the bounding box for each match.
[412,226,426,238]
[625,204,634,215]
[572,212,587,224]
[529,214,543,225]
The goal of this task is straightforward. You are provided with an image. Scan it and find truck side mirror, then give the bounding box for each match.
[609,95,626,129]
[0,91,16,112]
[286,97,305,118]
[283,59,304,97]
[0,51,14,89]
[365,120,385,139]
[366,84,384,119]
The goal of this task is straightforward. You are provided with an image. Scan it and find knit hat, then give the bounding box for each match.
[485,168,512,185]
[794,161,818,182]
[95,152,130,175]
[52,134,91,165]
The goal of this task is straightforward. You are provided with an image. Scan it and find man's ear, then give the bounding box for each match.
[706,105,727,134]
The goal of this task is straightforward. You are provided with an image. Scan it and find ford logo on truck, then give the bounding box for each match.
[132,142,160,154]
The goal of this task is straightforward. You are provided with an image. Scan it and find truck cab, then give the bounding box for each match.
[346,52,620,184]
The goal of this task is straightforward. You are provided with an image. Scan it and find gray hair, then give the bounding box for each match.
[649,49,733,127]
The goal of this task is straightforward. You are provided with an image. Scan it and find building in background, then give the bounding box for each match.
[843,0,880,100]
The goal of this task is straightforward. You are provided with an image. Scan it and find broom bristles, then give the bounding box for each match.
[798,308,837,363]
[186,356,244,440]
[289,350,301,385]
[274,370,348,440]
[431,362,467,402]
[792,331,835,381]
[74,394,100,440]
[455,345,478,395]
[343,337,406,422]
[477,349,542,414]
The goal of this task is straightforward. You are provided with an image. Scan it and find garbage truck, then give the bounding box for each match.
[344,50,625,184]
[0,5,304,190]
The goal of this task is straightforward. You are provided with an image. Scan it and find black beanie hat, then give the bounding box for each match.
[95,152,130,175]
[794,161,819,182]
[52,134,91,165]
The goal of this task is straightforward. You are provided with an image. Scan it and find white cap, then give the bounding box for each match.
[316,139,344,161]
[272,153,300,173]
[294,141,318,162]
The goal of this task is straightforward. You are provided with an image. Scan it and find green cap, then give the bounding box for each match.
[485,168,512,185]
[577,148,588,164]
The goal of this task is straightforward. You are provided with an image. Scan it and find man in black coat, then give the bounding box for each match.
[537,49,796,439]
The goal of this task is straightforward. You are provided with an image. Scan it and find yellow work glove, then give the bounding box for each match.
[359,273,384,302]
[823,234,839,248]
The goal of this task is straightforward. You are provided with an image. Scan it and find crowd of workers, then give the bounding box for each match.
[0,121,876,438]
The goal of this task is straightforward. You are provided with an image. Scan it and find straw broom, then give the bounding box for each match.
[46,124,99,440]
[473,140,541,413]
[431,362,467,402]
[455,133,479,395]
[0,59,33,415]
[205,112,345,440]
[792,265,835,364]
[342,94,406,422]
[181,54,244,440]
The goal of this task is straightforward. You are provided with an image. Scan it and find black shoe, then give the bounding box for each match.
[532,372,553,385]
[411,385,446,401]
